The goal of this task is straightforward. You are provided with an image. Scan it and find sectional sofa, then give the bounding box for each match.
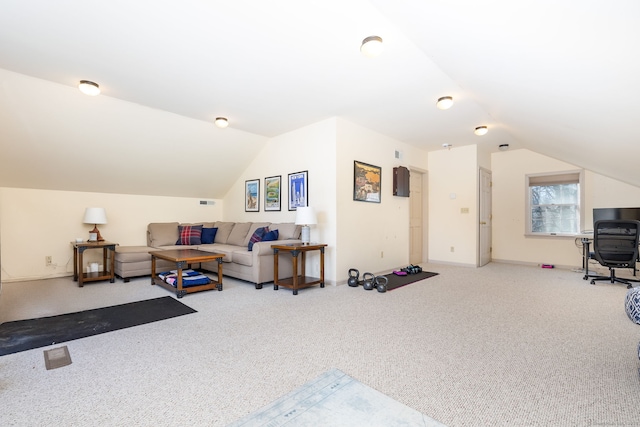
[113,221,302,288]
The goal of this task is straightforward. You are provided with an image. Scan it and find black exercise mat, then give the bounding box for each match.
[383,271,439,291]
[0,296,196,356]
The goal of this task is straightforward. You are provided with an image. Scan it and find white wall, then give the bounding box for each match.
[0,187,223,281]
[585,172,640,219]
[223,119,338,282]
[335,118,429,280]
[428,144,479,265]
[491,148,640,268]
[222,117,430,284]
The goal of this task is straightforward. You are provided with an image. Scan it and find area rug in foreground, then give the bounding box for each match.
[0,296,196,356]
[383,270,439,291]
[229,368,447,427]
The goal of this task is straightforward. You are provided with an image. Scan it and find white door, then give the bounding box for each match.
[410,170,424,264]
[479,168,492,266]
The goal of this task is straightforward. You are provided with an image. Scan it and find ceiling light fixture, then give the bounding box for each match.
[360,36,383,57]
[436,96,453,110]
[214,117,229,128]
[442,143,453,150]
[78,80,100,96]
[498,144,510,151]
[474,126,488,136]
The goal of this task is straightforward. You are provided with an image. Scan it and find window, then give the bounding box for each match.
[526,171,583,235]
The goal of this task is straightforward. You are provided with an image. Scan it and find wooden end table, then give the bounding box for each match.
[71,241,117,287]
[272,243,327,295]
[150,249,224,298]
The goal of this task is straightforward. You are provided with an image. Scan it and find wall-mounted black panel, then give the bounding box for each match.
[393,166,410,197]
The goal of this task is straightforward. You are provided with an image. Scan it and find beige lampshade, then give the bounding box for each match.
[83,208,107,224]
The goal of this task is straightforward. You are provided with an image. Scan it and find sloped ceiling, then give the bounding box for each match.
[0,0,638,198]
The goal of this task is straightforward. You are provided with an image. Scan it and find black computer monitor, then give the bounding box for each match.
[593,207,640,224]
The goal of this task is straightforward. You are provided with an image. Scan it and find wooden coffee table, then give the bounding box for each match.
[150,249,224,298]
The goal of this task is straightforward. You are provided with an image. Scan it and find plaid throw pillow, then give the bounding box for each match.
[175,225,203,245]
[247,227,268,251]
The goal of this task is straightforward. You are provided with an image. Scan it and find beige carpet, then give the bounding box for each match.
[1,262,639,426]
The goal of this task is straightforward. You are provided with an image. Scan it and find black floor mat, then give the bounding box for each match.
[0,296,196,356]
[381,271,439,291]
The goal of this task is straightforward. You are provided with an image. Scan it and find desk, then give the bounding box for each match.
[71,241,117,287]
[581,237,596,280]
[272,243,327,295]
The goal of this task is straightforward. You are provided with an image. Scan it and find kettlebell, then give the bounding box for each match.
[362,272,375,290]
[375,275,388,293]
[347,268,360,287]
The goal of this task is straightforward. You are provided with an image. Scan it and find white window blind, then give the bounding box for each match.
[527,171,582,235]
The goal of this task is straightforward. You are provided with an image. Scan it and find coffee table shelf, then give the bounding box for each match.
[150,249,224,298]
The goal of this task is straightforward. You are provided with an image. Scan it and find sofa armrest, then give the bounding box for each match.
[251,239,302,256]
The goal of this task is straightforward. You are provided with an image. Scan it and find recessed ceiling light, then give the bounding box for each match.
[436,96,453,110]
[214,117,229,128]
[78,80,100,96]
[360,36,383,57]
[474,126,488,136]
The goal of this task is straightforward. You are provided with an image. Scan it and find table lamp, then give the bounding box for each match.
[295,206,317,245]
[83,207,107,241]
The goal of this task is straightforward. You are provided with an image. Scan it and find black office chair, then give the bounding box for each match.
[590,220,640,289]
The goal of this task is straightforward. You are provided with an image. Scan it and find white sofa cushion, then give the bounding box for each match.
[147,222,179,247]
[213,222,235,243]
[232,249,253,267]
[227,222,252,246]
[198,243,237,262]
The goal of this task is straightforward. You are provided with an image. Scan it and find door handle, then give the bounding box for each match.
[480,221,487,225]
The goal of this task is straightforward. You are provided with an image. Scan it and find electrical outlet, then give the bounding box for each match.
[45,256,52,266]
[450,246,455,253]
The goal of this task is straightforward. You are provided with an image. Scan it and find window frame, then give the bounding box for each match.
[525,170,585,237]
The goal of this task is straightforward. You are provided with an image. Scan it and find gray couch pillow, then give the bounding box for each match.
[147,222,179,247]
[227,222,252,246]
[213,222,235,244]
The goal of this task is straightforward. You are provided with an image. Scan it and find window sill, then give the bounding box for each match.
[525,232,585,238]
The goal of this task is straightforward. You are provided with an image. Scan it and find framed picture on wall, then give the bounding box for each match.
[288,170,308,210]
[245,179,260,212]
[264,175,281,211]
[353,160,381,203]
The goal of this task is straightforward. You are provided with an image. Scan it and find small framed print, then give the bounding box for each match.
[288,170,308,211]
[353,161,381,203]
[264,175,281,211]
[245,179,260,212]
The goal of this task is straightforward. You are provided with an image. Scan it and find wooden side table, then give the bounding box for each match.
[71,241,117,287]
[272,243,327,295]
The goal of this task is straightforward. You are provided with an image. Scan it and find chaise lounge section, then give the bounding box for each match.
[114,221,302,288]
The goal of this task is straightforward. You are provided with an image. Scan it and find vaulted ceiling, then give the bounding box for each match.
[1,0,638,198]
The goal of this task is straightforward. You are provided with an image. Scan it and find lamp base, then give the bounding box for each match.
[301,225,310,244]
[90,225,104,241]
